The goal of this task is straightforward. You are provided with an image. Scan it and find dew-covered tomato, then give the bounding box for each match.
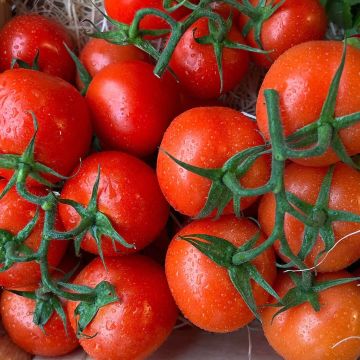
[165,215,276,332]
[256,41,360,166]
[157,107,270,217]
[169,18,250,99]
[0,180,67,289]
[0,14,76,82]
[59,151,169,256]
[238,0,327,68]
[262,271,360,360]
[0,288,78,357]
[258,162,360,273]
[67,256,178,360]
[86,61,180,157]
[0,69,92,186]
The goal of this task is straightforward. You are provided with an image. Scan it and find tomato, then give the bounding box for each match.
[262,271,360,360]
[210,1,240,20]
[256,41,360,167]
[0,180,67,289]
[259,162,360,273]
[169,18,250,99]
[59,151,169,257]
[238,0,327,68]
[86,61,180,157]
[104,0,190,33]
[0,69,92,186]
[67,256,178,360]
[0,14,76,82]
[165,215,276,332]
[0,288,78,356]
[157,107,270,217]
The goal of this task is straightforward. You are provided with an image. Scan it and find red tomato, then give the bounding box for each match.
[165,215,277,332]
[238,0,327,68]
[0,14,76,82]
[67,256,178,360]
[86,61,180,157]
[169,18,250,99]
[0,69,92,186]
[256,41,360,167]
[0,180,67,289]
[262,271,360,360]
[157,107,270,217]
[59,151,169,257]
[1,288,78,356]
[104,0,190,32]
[258,162,360,273]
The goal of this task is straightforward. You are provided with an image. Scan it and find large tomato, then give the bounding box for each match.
[67,256,178,360]
[59,151,169,256]
[1,288,78,356]
[169,18,250,99]
[258,162,360,273]
[262,271,360,360]
[256,41,360,166]
[86,61,180,157]
[238,0,327,68]
[0,69,92,186]
[0,180,67,289]
[0,14,76,82]
[165,215,277,332]
[157,107,270,217]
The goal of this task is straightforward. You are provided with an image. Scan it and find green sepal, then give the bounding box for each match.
[11,50,40,71]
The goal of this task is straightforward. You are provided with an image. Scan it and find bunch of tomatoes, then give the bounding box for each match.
[0,0,359,359]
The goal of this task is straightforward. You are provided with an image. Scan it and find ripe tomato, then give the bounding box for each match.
[0,14,76,82]
[169,18,250,99]
[1,288,78,357]
[256,41,360,166]
[258,162,360,273]
[67,256,178,360]
[262,271,360,360]
[59,151,169,257]
[238,0,327,68]
[104,0,190,32]
[86,61,180,157]
[0,69,92,186]
[157,107,270,217]
[0,180,67,289]
[165,215,276,332]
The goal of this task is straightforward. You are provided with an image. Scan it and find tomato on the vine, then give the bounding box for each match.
[67,256,178,360]
[157,107,270,217]
[258,162,360,273]
[165,215,277,332]
[238,0,327,68]
[59,151,169,257]
[0,14,76,82]
[256,41,360,166]
[262,271,360,360]
[169,18,250,99]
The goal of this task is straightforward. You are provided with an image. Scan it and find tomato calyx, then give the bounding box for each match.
[179,231,281,319]
[10,50,40,71]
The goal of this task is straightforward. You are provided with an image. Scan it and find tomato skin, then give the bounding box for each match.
[67,256,178,360]
[0,180,67,289]
[169,18,250,99]
[262,271,360,360]
[0,289,78,356]
[165,215,277,332]
[157,107,270,217]
[258,162,360,273]
[256,41,360,166]
[59,151,169,257]
[0,69,92,186]
[86,61,181,157]
[238,0,327,68]
[0,14,76,82]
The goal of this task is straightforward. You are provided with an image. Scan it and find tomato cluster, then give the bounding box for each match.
[0,1,359,360]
